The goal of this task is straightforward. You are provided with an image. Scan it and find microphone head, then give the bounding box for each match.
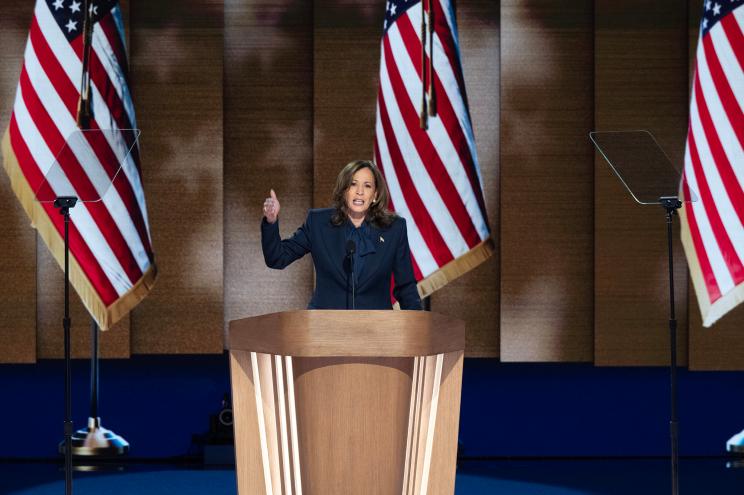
[346,239,356,255]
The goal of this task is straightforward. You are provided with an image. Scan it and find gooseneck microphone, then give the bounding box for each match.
[346,240,356,310]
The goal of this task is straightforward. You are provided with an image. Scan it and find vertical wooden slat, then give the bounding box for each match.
[224,0,314,325]
[429,0,500,357]
[230,351,267,495]
[686,0,744,370]
[314,1,501,357]
[292,357,412,494]
[129,0,224,354]
[690,304,744,370]
[594,0,689,366]
[0,5,37,363]
[426,351,463,494]
[313,0,382,207]
[500,0,594,362]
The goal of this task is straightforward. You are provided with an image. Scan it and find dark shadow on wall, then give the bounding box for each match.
[126,0,226,353]
[499,0,595,361]
[222,0,316,323]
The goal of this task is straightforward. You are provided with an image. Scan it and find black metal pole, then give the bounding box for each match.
[68,315,129,457]
[54,196,77,494]
[90,319,99,420]
[63,207,73,495]
[665,203,680,495]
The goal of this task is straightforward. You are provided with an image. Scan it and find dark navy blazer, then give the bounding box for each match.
[261,208,422,310]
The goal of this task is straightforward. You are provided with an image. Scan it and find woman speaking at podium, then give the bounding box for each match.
[261,160,422,311]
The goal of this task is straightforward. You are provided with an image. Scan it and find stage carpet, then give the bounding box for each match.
[1,458,742,494]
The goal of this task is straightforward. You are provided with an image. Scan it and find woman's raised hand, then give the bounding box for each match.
[263,189,280,224]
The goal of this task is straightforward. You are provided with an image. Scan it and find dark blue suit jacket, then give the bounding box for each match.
[261,208,422,310]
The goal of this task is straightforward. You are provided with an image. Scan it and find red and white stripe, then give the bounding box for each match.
[681,4,744,326]
[6,1,154,310]
[374,0,490,284]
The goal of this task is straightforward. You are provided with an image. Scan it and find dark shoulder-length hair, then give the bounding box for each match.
[330,160,397,228]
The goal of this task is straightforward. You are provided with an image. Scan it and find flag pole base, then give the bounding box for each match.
[59,417,129,457]
[727,429,744,455]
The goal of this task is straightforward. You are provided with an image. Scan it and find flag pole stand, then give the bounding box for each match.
[726,430,744,469]
[661,196,682,495]
[53,196,78,495]
[63,319,129,458]
[60,0,129,460]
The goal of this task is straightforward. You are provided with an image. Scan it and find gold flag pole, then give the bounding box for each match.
[419,0,428,129]
[77,0,94,129]
[66,0,131,461]
[428,0,436,117]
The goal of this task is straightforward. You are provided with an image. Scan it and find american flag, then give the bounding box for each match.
[1,0,156,330]
[680,0,744,327]
[374,0,492,297]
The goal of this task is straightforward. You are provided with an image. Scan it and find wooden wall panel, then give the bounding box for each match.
[0,5,37,363]
[500,0,595,362]
[129,0,224,354]
[313,0,382,207]
[690,304,744,370]
[686,2,744,370]
[594,0,689,366]
[7,0,744,367]
[224,0,314,329]
[429,0,500,357]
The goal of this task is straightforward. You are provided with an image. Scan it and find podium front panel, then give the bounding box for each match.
[229,350,463,495]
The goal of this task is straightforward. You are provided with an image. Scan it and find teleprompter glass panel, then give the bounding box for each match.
[590,130,697,205]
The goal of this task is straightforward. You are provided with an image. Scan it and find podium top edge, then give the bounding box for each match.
[227,310,465,357]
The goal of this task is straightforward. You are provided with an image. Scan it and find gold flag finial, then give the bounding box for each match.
[419,0,428,129]
[77,0,95,129]
[428,0,437,117]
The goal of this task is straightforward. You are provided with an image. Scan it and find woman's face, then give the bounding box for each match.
[345,167,377,218]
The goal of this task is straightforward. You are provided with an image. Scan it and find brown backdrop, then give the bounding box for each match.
[500,0,594,362]
[0,3,37,363]
[593,0,690,366]
[1,0,743,369]
[224,0,315,338]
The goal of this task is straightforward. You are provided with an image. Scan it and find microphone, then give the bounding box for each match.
[345,240,356,257]
[346,240,356,310]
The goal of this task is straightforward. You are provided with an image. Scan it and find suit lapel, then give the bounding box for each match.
[320,218,348,282]
[356,225,386,289]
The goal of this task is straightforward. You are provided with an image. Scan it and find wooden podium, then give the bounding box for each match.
[228,310,465,495]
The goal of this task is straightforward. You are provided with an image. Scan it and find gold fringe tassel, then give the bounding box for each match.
[417,236,495,299]
[2,129,157,330]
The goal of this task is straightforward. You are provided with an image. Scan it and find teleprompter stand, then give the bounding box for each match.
[34,128,139,493]
[53,196,77,495]
[591,130,698,495]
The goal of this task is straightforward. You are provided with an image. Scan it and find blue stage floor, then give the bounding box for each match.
[2,458,742,494]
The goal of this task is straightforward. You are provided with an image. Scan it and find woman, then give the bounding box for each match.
[261,160,421,310]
